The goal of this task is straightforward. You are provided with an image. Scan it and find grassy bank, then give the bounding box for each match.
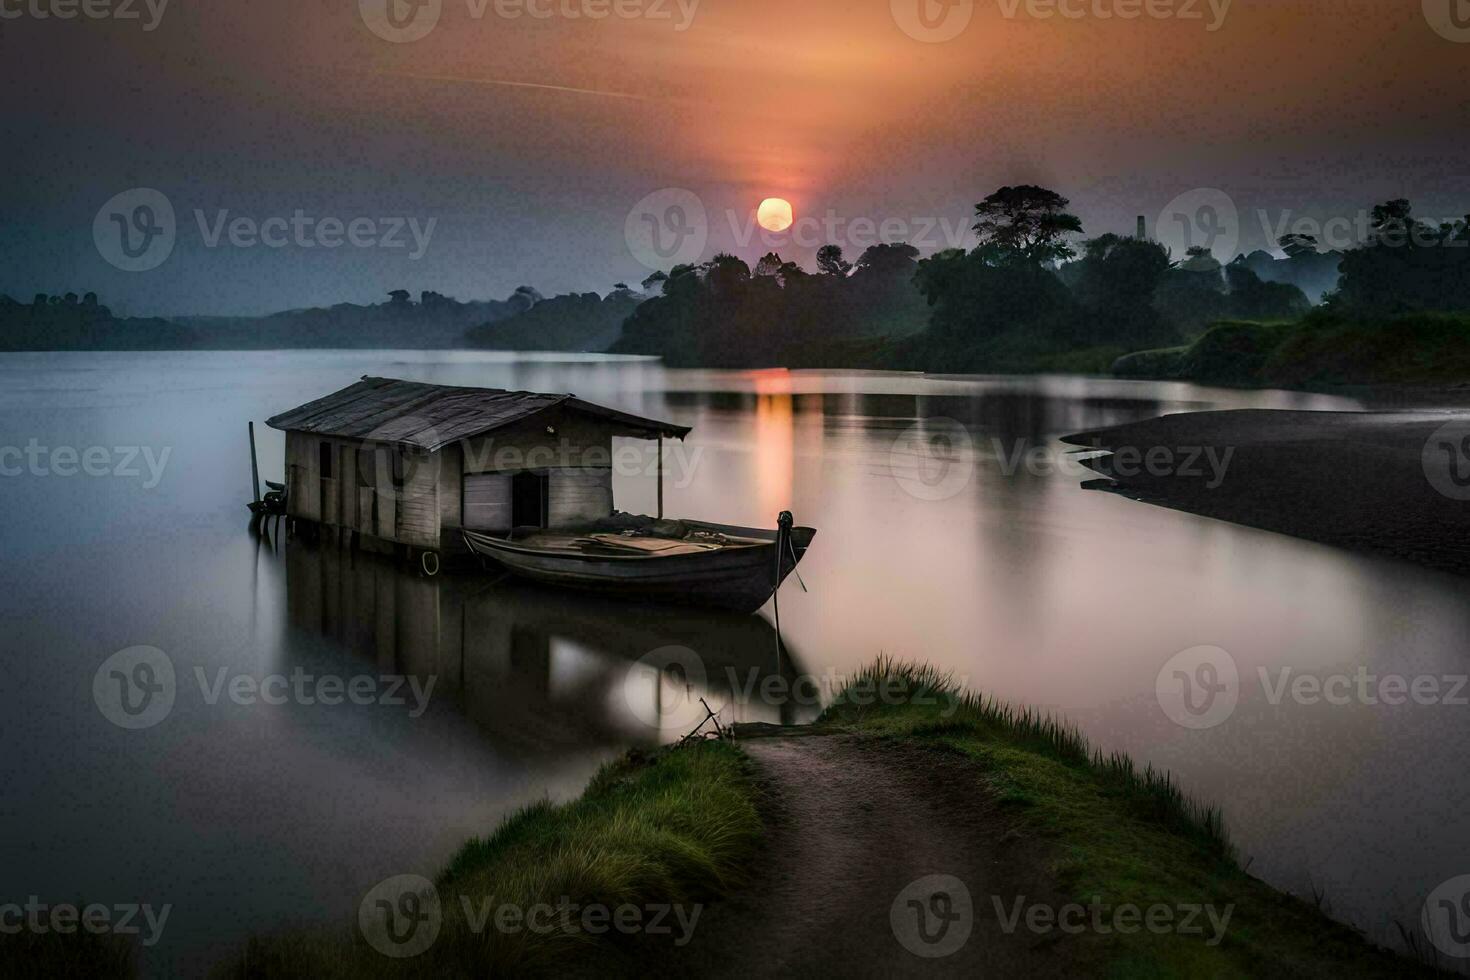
[221,742,760,978]
[1113,311,1470,388]
[817,657,1435,977]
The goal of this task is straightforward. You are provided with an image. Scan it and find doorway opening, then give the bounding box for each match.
[511,471,549,529]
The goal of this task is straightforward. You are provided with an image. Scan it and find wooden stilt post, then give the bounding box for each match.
[248,421,261,504]
[657,435,664,519]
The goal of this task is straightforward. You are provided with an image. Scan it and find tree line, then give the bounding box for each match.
[613,186,1470,371]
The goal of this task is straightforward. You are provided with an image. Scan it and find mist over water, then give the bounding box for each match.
[2,350,1466,974]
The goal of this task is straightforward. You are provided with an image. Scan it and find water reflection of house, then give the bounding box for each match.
[284,540,813,750]
[266,376,690,565]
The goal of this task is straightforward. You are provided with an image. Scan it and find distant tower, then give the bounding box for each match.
[1136,215,1148,240]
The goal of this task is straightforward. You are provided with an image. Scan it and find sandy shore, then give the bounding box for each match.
[1063,409,1470,576]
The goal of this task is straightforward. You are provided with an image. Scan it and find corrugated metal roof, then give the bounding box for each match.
[265,376,691,451]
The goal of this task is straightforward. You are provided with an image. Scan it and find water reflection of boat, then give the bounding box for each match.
[283,539,815,750]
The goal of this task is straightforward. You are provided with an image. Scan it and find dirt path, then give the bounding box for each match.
[664,732,1074,978]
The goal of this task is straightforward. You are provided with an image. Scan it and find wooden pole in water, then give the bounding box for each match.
[657,435,664,519]
[248,421,261,504]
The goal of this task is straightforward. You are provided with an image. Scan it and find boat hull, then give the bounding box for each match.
[462,520,815,614]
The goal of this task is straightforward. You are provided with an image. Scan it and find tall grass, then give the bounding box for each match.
[220,741,761,978]
[817,655,1233,860]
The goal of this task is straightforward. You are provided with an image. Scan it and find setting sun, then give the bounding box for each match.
[757,197,794,232]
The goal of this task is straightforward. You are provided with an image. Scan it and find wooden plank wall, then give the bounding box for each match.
[463,473,513,532]
[395,452,440,549]
[548,468,613,526]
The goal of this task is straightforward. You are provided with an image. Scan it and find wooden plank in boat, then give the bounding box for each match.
[587,534,721,556]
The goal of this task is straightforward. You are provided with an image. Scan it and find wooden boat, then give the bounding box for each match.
[461,513,816,614]
[256,379,819,601]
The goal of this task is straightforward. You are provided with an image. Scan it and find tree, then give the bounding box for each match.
[754,252,784,278]
[387,289,410,305]
[972,186,1084,265]
[1224,262,1311,320]
[1331,200,1470,313]
[641,271,669,294]
[778,260,809,286]
[703,253,751,295]
[1279,233,1319,258]
[853,243,920,277]
[1368,199,1414,246]
[816,244,852,278]
[1073,234,1174,346]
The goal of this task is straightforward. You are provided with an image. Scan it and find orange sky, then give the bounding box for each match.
[4,0,1468,312]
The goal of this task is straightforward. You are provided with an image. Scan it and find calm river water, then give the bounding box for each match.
[2,351,1467,975]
